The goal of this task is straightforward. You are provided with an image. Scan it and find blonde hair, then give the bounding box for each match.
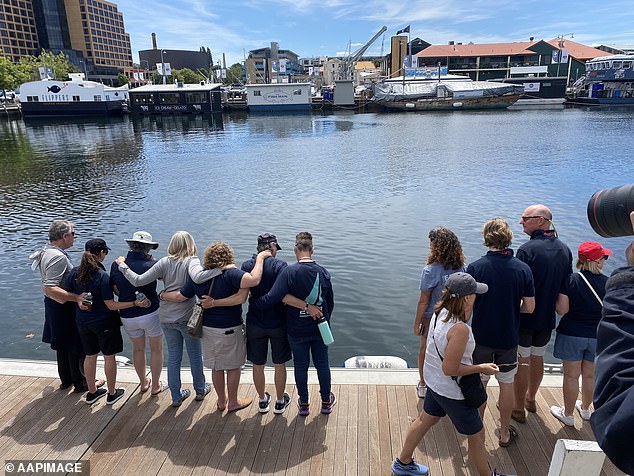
[483,218,513,249]
[434,287,470,323]
[203,242,234,269]
[167,231,197,262]
[576,258,603,274]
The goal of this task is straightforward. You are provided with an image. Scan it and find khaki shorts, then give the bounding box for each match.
[202,324,246,370]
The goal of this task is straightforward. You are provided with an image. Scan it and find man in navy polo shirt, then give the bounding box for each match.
[241,232,292,414]
[467,218,535,447]
[513,204,572,423]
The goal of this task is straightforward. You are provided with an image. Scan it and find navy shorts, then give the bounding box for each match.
[78,319,123,356]
[246,323,292,365]
[423,387,483,435]
[553,333,597,362]
[518,328,551,348]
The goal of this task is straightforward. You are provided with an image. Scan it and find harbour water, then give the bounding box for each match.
[1,108,633,366]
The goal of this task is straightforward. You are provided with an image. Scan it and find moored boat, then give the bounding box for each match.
[19,74,128,117]
[372,74,523,111]
[567,54,634,106]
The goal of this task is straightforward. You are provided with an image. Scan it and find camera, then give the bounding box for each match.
[587,184,634,237]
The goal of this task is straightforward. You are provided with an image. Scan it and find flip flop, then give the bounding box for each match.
[140,378,151,393]
[217,403,226,412]
[499,425,518,448]
[151,381,168,396]
[227,398,252,413]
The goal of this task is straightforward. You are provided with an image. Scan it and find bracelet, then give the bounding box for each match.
[303,303,309,312]
[158,290,164,301]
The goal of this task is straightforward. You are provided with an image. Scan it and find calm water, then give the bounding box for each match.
[1,108,633,367]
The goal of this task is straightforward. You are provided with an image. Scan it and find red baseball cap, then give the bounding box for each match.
[578,241,612,262]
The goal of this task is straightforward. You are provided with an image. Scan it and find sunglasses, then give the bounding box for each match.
[521,216,544,221]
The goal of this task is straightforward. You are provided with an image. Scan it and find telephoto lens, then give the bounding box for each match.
[587,184,634,237]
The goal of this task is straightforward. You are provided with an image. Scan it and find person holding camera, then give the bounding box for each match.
[513,204,572,423]
[592,211,634,474]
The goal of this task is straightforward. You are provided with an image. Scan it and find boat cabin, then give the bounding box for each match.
[245,83,311,111]
[128,83,222,114]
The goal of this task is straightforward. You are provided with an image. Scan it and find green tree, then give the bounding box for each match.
[225,63,243,84]
[117,73,129,86]
[1,50,77,90]
[172,68,205,84]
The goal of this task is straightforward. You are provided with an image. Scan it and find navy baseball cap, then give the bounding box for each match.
[85,238,111,255]
[258,232,281,250]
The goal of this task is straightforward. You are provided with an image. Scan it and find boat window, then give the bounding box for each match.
[613,61,622,69]
[159,93,179,104]
[73,96,80,101]
[93,95,101,101]
[293,89,302,95]
[253,90,261,96]
[133,94,153,104]
[623,61,632,69]
[27,96,38,102]
[185,92,208,103]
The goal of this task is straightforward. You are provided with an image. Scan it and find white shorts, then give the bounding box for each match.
[121,309,163,339]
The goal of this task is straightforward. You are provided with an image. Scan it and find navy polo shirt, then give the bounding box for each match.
[251,261,334,338]
[556,270,607,338]
[467,250,535,349]
[109,251,159,318]
[241,255,288,329]
[180,267,245,329]
[517,230,572,331]
[63,265,114,325]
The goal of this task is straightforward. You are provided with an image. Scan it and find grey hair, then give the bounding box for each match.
[48,220,73,242]
[128,242,154,254]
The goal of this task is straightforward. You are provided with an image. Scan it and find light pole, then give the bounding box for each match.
[160,49,166,85]
[79,59,88,80]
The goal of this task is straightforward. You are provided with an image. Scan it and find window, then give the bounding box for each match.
[73,96,80,101]
[293,89,302,95]
[159,93,179,104]
[613,61,622,69]
[253,90,261,96]
[185,92,208,103]
[94,95,101,101]
[27,96,38,101]
[623,61,632,69]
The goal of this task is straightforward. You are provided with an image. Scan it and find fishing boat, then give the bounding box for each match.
[567,54,634,106]
[372,72,523,111]
[19,74,129,117]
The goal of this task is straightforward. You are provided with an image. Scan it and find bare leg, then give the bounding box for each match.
[226,368,244,410]
[418,323,429,386]
[513,355,530,414]
[274,363,287,401]
[130,335,147,386]
[148,335,163,394]
[498,382,514,443]
[212,369,226,409]
[527,354,544,402]
[398,411,440,463]
[253,364,266,399]
[478,380,488,443]
[103,354,117,393]
[467,429,492,476]
[581,360,594,410]
[84,354,98,393]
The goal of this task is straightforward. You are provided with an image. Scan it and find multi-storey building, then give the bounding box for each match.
[245,42,302,84]
[0,0,40,62]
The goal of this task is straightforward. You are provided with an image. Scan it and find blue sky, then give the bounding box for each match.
[116,0,633,66]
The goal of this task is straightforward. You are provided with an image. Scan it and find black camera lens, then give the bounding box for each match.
[587,184,634,237]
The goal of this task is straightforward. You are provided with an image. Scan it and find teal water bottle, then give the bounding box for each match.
[317,317,334,346]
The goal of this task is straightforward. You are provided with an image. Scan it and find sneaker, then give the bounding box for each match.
[391,457,429,476]
[274,392,291,414]
[106,388,125,405]
[575,400,591,421]
[195,383,212,401]
[258,392,271,413]
[298,400,310,417]
[550,405,574,426]
[85,388,107,405]
[172,389,191,407]
[321,392,337,414]
[416,382,426,399]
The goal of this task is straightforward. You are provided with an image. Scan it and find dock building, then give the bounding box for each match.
[244,42,303,84]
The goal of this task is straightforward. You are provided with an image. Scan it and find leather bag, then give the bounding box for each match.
[187,277,215,338]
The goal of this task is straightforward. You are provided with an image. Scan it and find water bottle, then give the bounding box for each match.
[317,317,334,346]
[135,291,148,308]
[83,292,93,312]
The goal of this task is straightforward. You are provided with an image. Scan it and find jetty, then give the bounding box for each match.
[0,359,624,475]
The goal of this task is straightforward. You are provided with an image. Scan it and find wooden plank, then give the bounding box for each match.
[367,384,382,476]
[375,385,394,476]
[356,384,370,476]
[319,384,338,476]
[272,385,299,476]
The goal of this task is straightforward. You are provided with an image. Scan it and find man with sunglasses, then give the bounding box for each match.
[512,204,572,424]
[30,220,94,392]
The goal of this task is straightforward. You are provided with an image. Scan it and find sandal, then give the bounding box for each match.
[227,398,252,413]
[499,425,518,448]
[151,381,169,396]
[140,378,151,393]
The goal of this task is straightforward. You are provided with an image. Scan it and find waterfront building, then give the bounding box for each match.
[244,42,302,84]
[0,0,40,62]
[416,38,606,84]
[138,33,211,79]
[388,36,430,78]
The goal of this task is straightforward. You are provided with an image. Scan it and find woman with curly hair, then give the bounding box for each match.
[414,227,467,398]
[164,242,270,412]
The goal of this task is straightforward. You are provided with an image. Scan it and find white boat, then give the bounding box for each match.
[245,83,311,112]
[19,73,128,117]
[567,54,634,106]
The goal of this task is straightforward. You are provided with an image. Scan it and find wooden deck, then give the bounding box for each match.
[0,372,625,476]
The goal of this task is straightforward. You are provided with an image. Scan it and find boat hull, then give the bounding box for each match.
[566,97,634,106]
[21,100,125,117]
[378,94,522,111]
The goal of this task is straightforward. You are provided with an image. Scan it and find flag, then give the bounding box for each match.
[279,59,287,73]
[164,63,172,75]
[560,49,569,64]
[551,50,560,64]
[156,63,163,75]
[397,25,410,35]
[271,60,279,72]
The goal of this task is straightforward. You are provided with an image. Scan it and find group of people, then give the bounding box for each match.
[31,220,335,416]
[394,204,613,476]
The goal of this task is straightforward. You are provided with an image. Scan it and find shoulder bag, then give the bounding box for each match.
[187,277,215,338]
[431,313,487,408]
[577,271,603,306]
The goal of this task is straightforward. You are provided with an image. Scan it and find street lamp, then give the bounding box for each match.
[160,49,167,85]
[79,59,88,80]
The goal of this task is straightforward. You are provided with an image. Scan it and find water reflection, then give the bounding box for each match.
[1,109,633,366]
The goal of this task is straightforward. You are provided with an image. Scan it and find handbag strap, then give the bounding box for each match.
[577,271,603,306]
[206,277,216,297]
[431,313,444,362]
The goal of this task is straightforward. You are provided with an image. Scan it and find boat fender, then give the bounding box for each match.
[343,356,409,369]
[452,102,463,107]
[405,103,415,109]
